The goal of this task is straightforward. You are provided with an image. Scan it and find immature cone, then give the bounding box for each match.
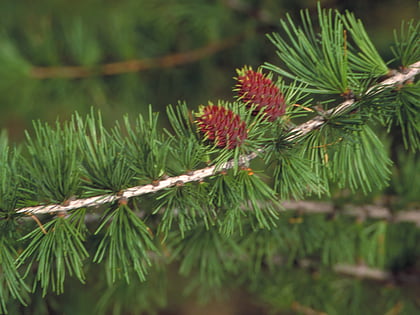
[235,67,286,121]
[195,105,247,149]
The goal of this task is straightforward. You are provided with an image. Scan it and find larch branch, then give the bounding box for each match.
[286,60,420,141]
[281,200,420,227]
[15,61,420,215]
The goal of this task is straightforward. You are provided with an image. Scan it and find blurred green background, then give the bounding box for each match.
[1,1,419,314]
[0,0,418,141]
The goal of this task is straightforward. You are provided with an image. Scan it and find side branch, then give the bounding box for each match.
[30,35,242,79]
[282,200,420,227]
[286,60,420,140]
[15,61,420,215]
[17,153,257,214]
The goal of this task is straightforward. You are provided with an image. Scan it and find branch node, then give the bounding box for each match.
[175,180,184,187]
[118,197,128,206]
[28,214,48,234]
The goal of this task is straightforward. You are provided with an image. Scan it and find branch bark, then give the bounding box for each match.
[15,61,420,215]
[286,60,420,141]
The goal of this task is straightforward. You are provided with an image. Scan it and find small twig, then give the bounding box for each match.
[28,214,47,234]
[286,60,420,141]
[14,61,420,215]
[292,103,315,112]
[311,137,343,148]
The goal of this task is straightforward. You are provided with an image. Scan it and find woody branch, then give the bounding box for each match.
[16,61,420,215]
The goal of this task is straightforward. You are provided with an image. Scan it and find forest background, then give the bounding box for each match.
[0,0,419,314]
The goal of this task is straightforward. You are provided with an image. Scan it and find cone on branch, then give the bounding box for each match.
[1,3,420,314]
[195,104,248,149]
[234,66,287,121]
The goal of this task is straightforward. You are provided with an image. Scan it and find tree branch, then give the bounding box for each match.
[29,35,242,79]
[15,61,420,215]
[333,263,392,281]
[281,200,420,227]
[16,154,257,214]
[286,60,420,141]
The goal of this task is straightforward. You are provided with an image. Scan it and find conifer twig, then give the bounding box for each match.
[16,153,257,214]
[286,60,420,141]
[15,61,420,215]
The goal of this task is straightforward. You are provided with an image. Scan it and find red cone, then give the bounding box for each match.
[235,67,286,121]
[196,105,247,149]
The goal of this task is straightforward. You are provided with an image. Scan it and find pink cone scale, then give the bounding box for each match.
[196,105,248,149]
[235,67,286,121]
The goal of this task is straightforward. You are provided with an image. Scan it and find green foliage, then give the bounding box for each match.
[391,19,420,66]
[385,222,420,270]
[211,173,246,236]
[272,149,326,199]
[236,170,280,229]
[115,108,170,182]
[264,3,390,95]
[0,132,20,213]
[299,123,392,194]
[331,125,392,193]
[358,220,387,268]
[155,182,214,240]
[93,204,157,283]
[0,3,418,314]
[22,120,81,204]
[165,103,209,173]
[252,266,418,315]
[94,269,167,315]
[388,82,420,151]
[16,211,88,296]
[342,11,388,77]
[77,111,135,194]
[391,152,420,207]
[266,6,351,94]
[169,226,242,289]
[0,239,29,314]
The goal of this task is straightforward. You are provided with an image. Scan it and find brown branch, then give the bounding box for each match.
[15,61,420,216]
[29,35,242,79]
